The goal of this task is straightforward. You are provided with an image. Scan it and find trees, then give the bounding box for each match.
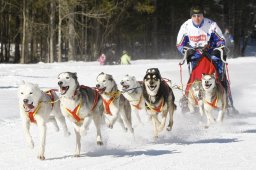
[0,0,255,63]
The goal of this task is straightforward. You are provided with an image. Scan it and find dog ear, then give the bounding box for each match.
[132,76,136,81]
[20,80,26,85]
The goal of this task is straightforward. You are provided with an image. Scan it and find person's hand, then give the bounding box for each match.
[186,48,195,56]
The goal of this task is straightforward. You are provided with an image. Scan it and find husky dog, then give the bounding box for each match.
[18,82,70,160]
[201,73,227,127]
[58,72,104,157]
[187,79,204,116]
[120,74,144,125]
[143,68,176,139]
[96,72,133,133]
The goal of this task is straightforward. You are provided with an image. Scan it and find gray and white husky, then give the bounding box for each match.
[201,73,227,127]
[58,72,104,156]
[143,68,176,139]
[18,82,70,160]
[96,72,133,134]
[120,74,144,125]
[187,79,204,116]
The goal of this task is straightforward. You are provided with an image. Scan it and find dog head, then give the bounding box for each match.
[190,79,203,99]
[143,68,161,96]
[120,74,138,93]
[18,81,42,112]
[96,72,117,94]
[57,72,79,96]
[201,73,216,91]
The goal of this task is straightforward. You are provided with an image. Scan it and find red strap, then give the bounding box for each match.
[205,96,218,109]
[102,97,115,115]
[28,111,36,123]
[132,94,142,110]
[65,104,81,122]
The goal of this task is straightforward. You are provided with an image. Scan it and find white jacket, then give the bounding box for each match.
[176,18,225,55]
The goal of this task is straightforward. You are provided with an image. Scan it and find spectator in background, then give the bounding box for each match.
[97,53,106,65]
[224,28,235,57]
[105,48,116,65]
[120,50,131,65]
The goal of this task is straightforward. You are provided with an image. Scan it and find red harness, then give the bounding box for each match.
[132,94,143,110]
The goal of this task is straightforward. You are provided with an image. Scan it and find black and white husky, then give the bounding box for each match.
[96,72,133,134]
[201,73,227,127]
[143,68,176,139]
[58,72,104,156]
[120,74,144,125]
[18,82,70,160]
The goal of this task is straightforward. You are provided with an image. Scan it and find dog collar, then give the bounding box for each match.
[27,102,42,123]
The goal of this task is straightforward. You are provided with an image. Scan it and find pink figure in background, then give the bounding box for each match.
[98,53,106,65]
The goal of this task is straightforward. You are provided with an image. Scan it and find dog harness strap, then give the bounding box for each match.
[132,94,143,110]
[90,90,99,111]
[190,91,198,105]
[205,96,218,109]
[28,102,42,123]
[146,100,163,113]
[45,90,55,108]
[102,97,115,115]
[65,98,82,122]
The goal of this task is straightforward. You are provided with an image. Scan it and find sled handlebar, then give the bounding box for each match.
[214,46,228,64]
[179,47,191,65]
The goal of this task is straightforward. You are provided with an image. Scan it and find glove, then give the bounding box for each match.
[186,48,195,63]
[202,45,209,56]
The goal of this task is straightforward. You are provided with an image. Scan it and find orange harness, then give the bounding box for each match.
[102,91,120,115]
[27,103,42,123]
[132,94,143,110]
[64,86,100,123]
[146,99,164,113]
[204,96,218,109]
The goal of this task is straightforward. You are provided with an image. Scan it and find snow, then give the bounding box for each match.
[0,57,256,170]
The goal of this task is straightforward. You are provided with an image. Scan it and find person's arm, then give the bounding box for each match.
[210,22,225,48]
[176,22,190,55]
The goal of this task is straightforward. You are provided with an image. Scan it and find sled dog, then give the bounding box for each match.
[18,82,70,160]
[120,74,144,125]
[96,72,133,133]
[143,68,176,139]
[187,79,204,115]
[58,72,104,156]
[201,73,227,127]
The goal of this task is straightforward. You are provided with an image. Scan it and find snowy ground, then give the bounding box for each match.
[0,57,256,170]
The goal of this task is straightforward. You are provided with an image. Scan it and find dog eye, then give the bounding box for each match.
[103,80,106,82]
[58,77,60,79]
[21,92,23,95]
[66,77,69,79]
[29,92,33,94]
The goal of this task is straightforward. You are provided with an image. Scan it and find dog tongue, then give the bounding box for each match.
[23,104,34,111]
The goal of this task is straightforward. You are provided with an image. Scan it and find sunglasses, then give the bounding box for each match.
[192,14,203,18]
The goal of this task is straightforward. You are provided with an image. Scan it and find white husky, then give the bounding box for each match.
[18,82,70,160]
[120,74,144,125]
[96,72,133,134]
[201,73,227,127]
[58,72,104,157]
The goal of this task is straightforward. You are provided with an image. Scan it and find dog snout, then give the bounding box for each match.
[120,81,124,85]
[58,81,63,86]
[96,84,100,88]
[149,81,154,85]
[23,99,29,103]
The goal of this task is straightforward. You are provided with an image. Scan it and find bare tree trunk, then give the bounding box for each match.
[49,1,56,63]
[57,0,62,62]
[68,10,75,61]
[21,0,26,64]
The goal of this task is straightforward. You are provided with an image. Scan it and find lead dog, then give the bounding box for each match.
[201,73,227,127]
[58,72,104,156]
[187,79,204,116]
[96,72,133,134]
[18,82,70,160]
[143,68,176,139]
[120,74,144,125]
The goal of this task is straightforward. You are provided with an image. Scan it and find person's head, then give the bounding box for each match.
[122,50,127,54]
[190,5,204,26]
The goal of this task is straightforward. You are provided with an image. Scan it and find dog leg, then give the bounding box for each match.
[133,108,143,126]
[54,113,70,137]
[198,101,204,117]
[217,110,224,122]
[204,109,215,127]
[93,114,103,145]
[167,107,175,131]
[188,102,195,114]
[117,117,127,132]
[107,112,119,129]
[151,116,158,140]
[74,126,81,157]
[120,112,134,134]
[157,113,167,133]
[48,116,59,132]
[37,123,46,160]
[22,120,34,149]
[80,116,92,136]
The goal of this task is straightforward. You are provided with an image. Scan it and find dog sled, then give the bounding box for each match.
[178,46,238,114]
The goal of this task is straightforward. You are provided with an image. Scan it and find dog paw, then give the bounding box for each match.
[74,154,80,157]
[107,123,113,129]
[97,141,104,145]
[37,155,45,160]
[166,126,172,131]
